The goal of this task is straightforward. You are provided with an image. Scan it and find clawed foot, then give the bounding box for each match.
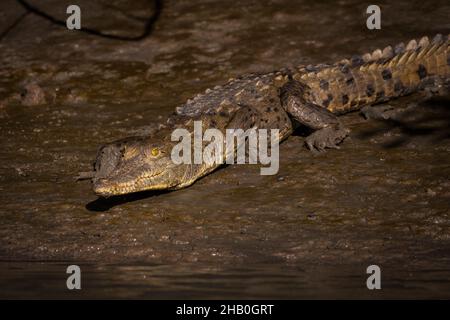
[361,103,419,121]
[361,105,397,120]
[305,125,350,152]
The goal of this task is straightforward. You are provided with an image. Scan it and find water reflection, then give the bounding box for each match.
[1,262,450,299]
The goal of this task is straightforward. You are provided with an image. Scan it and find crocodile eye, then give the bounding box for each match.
[151,148,159,157]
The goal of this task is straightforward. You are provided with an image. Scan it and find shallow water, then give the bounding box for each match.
[0,0,449,298]
[2,261,450,299]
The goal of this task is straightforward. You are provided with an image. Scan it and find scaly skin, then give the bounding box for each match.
[87,34,449,197]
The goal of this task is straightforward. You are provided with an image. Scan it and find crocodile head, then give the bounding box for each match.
[91,135,190,197]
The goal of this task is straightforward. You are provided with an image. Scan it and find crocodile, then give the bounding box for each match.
[84,34,450,197]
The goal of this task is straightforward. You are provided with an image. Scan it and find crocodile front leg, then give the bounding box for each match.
[280,80,350,152]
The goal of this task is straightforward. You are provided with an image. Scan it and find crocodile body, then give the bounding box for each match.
[89,34,449,197]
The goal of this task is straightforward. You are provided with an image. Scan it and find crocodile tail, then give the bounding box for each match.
[295,34,450,114]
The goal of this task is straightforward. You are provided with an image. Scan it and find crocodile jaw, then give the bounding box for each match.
[93,170,168,197]
[91,136,187,197]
